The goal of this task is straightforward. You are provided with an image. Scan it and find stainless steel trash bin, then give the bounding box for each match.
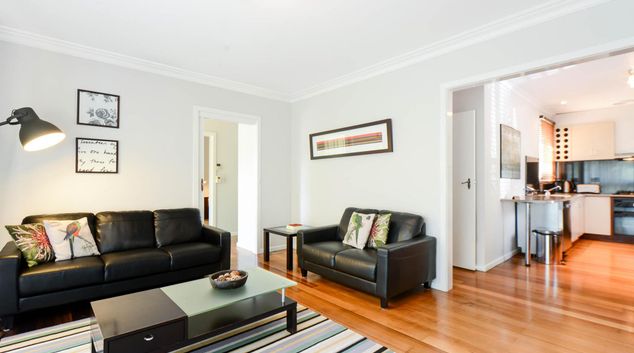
[532,229,563,265]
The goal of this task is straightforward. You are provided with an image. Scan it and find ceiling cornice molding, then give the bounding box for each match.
[290,0,612,102]
[0,25,292,102]
[0,0,612,103]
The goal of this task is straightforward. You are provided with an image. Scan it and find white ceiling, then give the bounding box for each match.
[507,51,634,115]
[0,0,601,100]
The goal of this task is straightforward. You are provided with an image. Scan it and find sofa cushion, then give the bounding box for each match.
[302,241,350,268]
[338,208,379,240]
[22,212,97,237]
[95,211,155,253]
[43,218,100,261]
[5,223,55,267]
[19,256,104,296]
[342,212,375,249]
[161,242,221,270]
[334,248,377,282]
[102,248,170,282]
[381,210,424,243]
[154,208,202,247]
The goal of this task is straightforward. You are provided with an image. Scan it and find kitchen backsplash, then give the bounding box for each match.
[560,160,634,194]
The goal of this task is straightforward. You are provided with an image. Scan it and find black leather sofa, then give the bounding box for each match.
[0,208,230,330]
[297,207,436,308]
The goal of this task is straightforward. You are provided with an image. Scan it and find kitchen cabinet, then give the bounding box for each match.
[584,196,611,236]
[555,122,615,162]
[570,196,585,242]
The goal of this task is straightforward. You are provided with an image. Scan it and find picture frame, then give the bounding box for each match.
[500,124,521,179]
[76,138,119,174]
[77,89,120,128]
[309,119,393,160]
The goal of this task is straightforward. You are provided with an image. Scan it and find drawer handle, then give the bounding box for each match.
[144,334,154,342]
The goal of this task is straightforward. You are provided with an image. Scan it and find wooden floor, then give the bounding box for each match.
[4,239,634,353]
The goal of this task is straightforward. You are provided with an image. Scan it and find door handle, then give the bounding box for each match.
[461,178,472,190]
[201,178,204,191]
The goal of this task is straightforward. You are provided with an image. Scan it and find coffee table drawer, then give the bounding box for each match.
[107,319,186,353]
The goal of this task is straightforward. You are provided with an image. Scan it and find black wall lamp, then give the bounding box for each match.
[0,107,65,151]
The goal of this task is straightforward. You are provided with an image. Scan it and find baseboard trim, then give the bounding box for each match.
[476,248,520,272]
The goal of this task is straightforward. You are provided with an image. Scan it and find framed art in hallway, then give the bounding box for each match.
[75,138,119,174]
[309,119,393,160]
[77,89,120,128]
[500,124,521,179]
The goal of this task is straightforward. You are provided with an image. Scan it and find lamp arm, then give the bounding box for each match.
[0,112,21,127]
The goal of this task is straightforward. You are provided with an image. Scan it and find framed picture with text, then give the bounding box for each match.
[77,89,120,128]
[75,138,119,174]
[309,119,393,160]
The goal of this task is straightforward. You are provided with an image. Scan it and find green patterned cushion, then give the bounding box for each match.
[343,212,376,249]
[367,213,391,248]
[5,223,55,267]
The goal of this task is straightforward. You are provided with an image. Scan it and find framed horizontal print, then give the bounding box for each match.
[77,89,120,128]
[76,138,119,174]
[309,119,393,160]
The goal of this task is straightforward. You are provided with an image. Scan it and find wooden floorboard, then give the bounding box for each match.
[3,239,634,353]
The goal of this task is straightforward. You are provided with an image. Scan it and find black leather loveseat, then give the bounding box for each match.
[0,208,230,330]
[297,207,436,308]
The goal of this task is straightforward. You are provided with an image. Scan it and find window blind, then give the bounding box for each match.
[539,117,555,182]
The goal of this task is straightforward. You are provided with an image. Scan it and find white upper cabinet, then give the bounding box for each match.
[555,122,615,162]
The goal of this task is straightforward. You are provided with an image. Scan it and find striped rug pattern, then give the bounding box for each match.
[0,307,391,353]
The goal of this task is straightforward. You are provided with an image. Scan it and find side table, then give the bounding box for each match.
[263,226,311,270]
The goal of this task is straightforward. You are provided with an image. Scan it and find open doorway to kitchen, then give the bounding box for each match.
[195,107,261,258]
[444,44,634,289]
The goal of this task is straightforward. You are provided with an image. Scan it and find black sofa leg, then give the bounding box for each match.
[423,281,431,289]
[1,315,14,332]
[380,298,388,308]
[300,269,308,277]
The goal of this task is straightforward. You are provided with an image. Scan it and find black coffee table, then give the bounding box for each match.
[90,267,297,353]
[263,226,311,270]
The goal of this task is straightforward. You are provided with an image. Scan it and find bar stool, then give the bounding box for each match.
[531,229,563,265]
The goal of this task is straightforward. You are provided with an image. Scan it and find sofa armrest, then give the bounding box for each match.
[0,242,21,316]
[376,235,436,299]
[297,225,339,268]
[201,225,231,270]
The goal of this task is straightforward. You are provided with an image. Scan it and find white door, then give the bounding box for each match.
[452,110,477,270]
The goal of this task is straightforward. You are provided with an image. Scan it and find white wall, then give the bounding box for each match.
[203,119,238,233]
[237,123,259,254]
[0,40,292,250]
[484,82,544,270]
[553,104,634,155]
[291,0,634,290]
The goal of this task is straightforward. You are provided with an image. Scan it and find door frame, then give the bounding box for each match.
[452,110,477,271]
[203,131,217,226]
[193,106,262,254]
[439,38,634,291]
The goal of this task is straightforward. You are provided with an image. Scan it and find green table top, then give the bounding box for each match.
[160,267,296,317]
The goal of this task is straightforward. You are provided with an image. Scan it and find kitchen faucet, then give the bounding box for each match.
[544,185,561,197]
[525,185,538,195]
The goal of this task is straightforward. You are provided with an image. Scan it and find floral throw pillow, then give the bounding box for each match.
[5,223,55,267]
[343,212,376,249]
[367,213,391,248]
[43,218,100,261]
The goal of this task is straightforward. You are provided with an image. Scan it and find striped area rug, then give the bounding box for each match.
[0,307,392,353]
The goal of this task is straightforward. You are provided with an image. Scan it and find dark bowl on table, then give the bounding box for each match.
[209,270,248,289]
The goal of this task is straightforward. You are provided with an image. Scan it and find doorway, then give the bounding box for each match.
[203,132,217,226]
[194,107,261,255]
[442,42,634,291]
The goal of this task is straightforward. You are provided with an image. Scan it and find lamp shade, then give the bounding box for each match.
[13,108,65,151]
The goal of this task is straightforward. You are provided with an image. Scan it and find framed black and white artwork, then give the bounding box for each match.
[77,89,120,128]
[500,124,521,179]
[76,138,119,174]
